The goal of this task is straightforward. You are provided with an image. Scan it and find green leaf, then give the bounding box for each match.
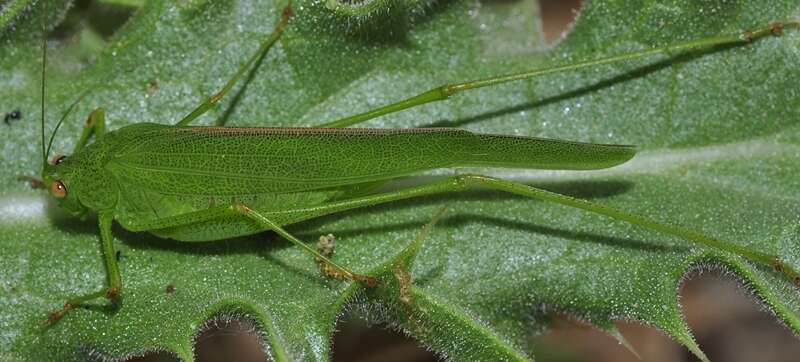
[2,0,799,361]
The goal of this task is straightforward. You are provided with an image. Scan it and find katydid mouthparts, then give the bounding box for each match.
[31,1,800,325]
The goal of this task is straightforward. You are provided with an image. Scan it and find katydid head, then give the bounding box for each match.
[41,153,89,218]
[38,94,98,218]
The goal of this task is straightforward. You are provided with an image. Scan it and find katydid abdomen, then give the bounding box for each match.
[102,123,634,241]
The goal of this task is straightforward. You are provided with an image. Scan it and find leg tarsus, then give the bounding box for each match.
[45,287,120,326]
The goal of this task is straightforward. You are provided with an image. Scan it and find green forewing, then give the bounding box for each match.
[107,124,633,196]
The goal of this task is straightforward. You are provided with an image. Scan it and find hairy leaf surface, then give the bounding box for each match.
[1,0,799,361]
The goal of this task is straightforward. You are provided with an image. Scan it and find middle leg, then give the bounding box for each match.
[231,204,377,286]
[175,2,294,127]
[124,204,376,286]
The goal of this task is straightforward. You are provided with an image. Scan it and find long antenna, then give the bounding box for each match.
[45,92,87,160]
[40,0,47,169]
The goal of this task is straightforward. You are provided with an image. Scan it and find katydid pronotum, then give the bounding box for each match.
[31,1,800,325]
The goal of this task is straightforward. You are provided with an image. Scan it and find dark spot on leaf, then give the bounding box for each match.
[3,109,21,125]
[146,79,159,93]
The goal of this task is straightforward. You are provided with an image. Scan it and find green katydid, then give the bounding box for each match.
[33,1,800,325]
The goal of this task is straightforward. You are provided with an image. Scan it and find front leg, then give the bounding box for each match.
[47,211,122,325]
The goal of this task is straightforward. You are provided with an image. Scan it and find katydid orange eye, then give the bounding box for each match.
[50,180,67,198]
[51,154,66,165]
